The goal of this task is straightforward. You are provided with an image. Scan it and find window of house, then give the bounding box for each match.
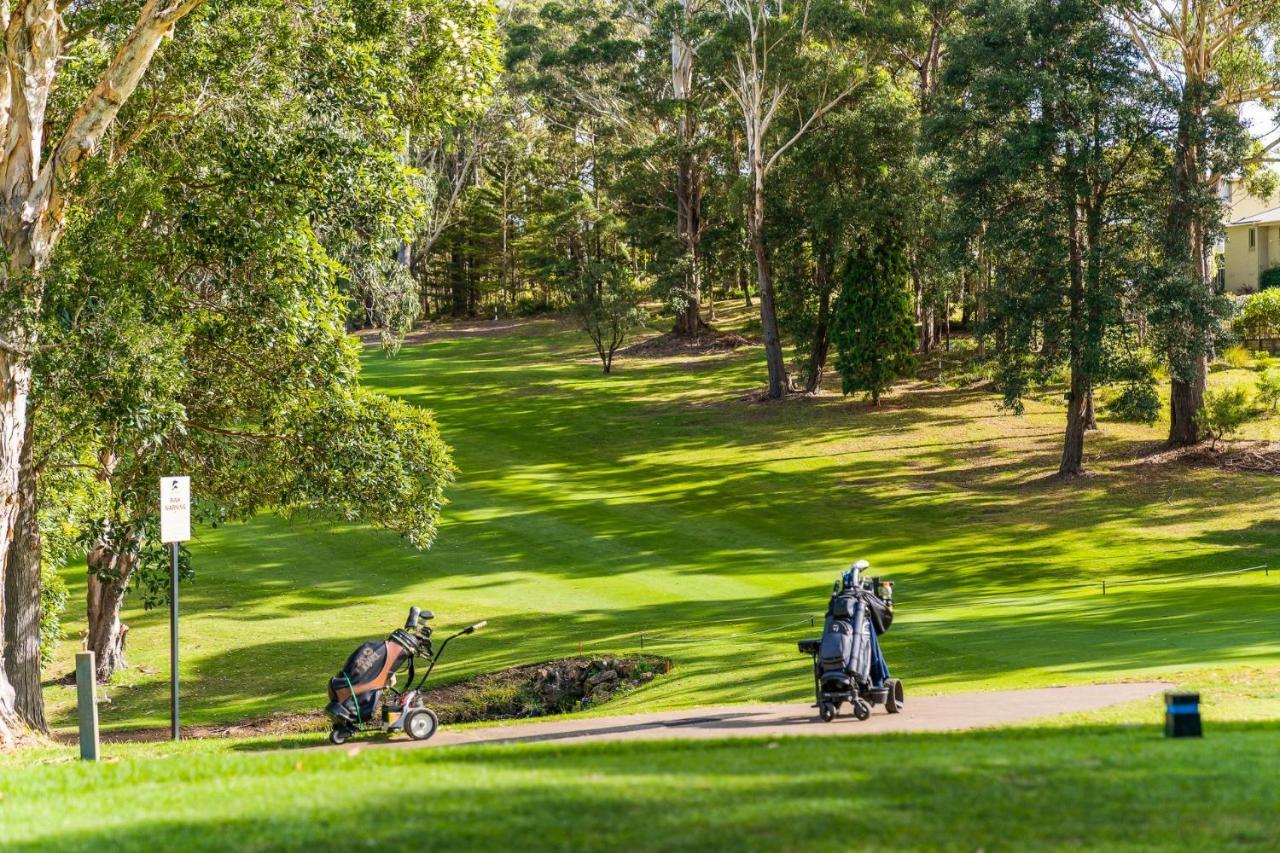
[1250,228,1257,249]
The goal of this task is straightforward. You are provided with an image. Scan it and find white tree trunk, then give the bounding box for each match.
[0,0,207,746]
[672,10,703,335]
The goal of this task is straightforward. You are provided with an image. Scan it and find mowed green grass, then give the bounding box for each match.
[41,312,1280,731]
[4,721,1278,850]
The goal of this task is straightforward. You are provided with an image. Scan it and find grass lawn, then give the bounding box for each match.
[4,717,1277,851]
[39,308,1280,732]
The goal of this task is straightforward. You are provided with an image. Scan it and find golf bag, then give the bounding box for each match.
[325,626,422,725]
[817,590,880,691]
[322,606,487,745]
[799,564,902,722]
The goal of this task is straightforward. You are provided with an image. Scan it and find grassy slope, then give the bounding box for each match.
[41,311,1280,731]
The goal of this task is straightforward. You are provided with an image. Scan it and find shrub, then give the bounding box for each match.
[1231,289,1280,339]
[39,565,68,668]
[1258,369,1280,412]
[1201,385,1253,447]
[516,295,556,316]
[1221,344,1251,369]
[571,262,650,373]
[1103,383,1161,425]
[832,235,917,405]
[1261,266,1280,292]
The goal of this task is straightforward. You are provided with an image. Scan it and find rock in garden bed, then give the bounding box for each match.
[423,655,668,724]
[55,655,671,744]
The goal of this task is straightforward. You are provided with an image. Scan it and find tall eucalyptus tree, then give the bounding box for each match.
[1119,0,1280,444]
[0,0,209,744]
[711,0,889,398]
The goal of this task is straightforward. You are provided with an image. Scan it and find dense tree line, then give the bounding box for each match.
[420,0,1276,450]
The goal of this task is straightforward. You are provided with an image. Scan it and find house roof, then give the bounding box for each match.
[1230,205,1280,227]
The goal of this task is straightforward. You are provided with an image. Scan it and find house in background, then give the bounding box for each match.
[1222,175,1280,293]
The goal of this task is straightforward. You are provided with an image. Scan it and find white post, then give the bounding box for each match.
[160,476,191,741]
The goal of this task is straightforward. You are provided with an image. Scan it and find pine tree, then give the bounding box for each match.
[831,236,917,405]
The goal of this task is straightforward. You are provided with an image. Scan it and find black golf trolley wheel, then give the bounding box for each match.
[329,727,351,746]
[404,708,439,741]
[819,702,837,723]
[885,678,904,714]
[852,699,872,721]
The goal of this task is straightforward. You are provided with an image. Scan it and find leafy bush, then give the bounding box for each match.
[1201,386,1253,446]
[1231,289,1280,339]
[1221,344,1251,369]
[1257,369,1280,412]
[1261,266,1280,292]
[39,566,68,668]
[516,295,556,316]
[832,235,917,404]
[1103,383,1161,425]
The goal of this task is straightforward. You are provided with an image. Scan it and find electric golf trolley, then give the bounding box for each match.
[798,560,904,722]
[324,607,485,744]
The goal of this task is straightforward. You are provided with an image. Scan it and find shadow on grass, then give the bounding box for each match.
[11,721,1278,851]
[76,560,1278,735]
[46,328,1280,731]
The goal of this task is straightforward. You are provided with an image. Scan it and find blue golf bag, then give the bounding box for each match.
[799,565,904,722]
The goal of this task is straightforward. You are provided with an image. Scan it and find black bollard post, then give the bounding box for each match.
[1164,692,1202,738]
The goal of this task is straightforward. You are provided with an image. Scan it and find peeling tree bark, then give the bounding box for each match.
[0,0,206,745]
[722,0,858,399]
[1119,4,1279,446]
[1059,195,1088,477]
[748,161,789,397]
[803,247,833,394]
[4,418,43,730]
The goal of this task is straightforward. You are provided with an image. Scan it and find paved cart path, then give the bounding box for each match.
[367,682,1169,750]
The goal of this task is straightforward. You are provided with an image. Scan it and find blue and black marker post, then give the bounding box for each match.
[1164,692,1202,738]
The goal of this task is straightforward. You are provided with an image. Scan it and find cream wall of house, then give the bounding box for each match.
[1271,226,1280,280]
[1224,225,1256,292]
[1226,224,1280,292]
[1225,178,1280,222]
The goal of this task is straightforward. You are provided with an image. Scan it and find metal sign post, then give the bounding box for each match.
[160,476,191,741]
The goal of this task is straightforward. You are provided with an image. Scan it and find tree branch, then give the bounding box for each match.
[764,78,862,174]
[26,0,205,239]
[0,335,54,356]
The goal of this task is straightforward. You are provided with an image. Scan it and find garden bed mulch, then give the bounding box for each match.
[1136,439,1280,475]
[50,655,668,745]
[622,329,755,358]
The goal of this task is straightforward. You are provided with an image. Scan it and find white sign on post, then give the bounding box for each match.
[160,476,191,543]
